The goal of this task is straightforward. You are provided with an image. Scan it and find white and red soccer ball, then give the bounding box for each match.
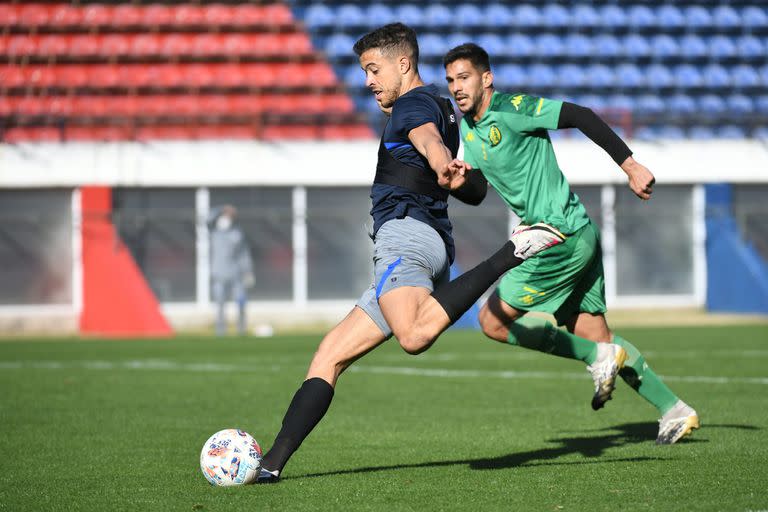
[200,429,263,486]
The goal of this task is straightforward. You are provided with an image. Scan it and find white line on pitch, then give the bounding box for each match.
[1,359,767,385]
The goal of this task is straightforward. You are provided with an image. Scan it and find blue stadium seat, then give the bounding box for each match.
[395,5,423,27]
[627,5,656,28]
[633,126,657,141]
[418,64,440,84]
[535,34,565,57]
[667,94,697,115]
[727,94,754,115]
[606,94,635,112]
[366,4,396,24]
[622,35,651,58]
[599,5,627,27]
[515,5,541,27]
[476,33,506,56]
[335,4,366,27]
[754,126,768,140]
[506,34,535,57]
[699,94,727,115]
[646,65,674,89]
[718,125,746,139]
[732,65,760,89]
[742,6,768,29]
[423,5,452,27]
[684,6,712,29]
[762,65,768,87]
[593,35,622,58]
[709,36,736,59]
[304,4,335,29]
[529,64,556,88]
[325,33,355,58]
[584,64,614,88]
[737,36,764,60]
[651,35,679,59]
[572,5,600,27]
[702,64,731,88]
[657,126,685,140]
[680,35,708,59]
[455,4,484,28]
[656,5,685,29]
[446,33,472,52]
[557,64,586,88]
[344,65,363,87]
[419,33,444,58]
[564,34,593,58]
[689,126,716,139]
[674,65,703,88]
[542,4,570,28]
[637,95,665,115]
[576,94,607,111]
[615,64,645,88]
[494,64,526,88]
[712,6,741,28]
[486,4,515,27]
[757,96,768,114]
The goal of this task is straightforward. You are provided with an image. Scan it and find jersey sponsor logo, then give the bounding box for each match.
[489,125,502,146]
[510,94,524,111]
[465,131,475,142]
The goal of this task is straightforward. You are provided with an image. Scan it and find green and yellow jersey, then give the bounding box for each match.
[461,91,590,235]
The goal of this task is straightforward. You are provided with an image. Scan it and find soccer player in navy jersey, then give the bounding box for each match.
[254,24,572,482]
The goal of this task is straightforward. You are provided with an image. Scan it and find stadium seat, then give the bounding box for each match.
[756,96,768,114]
[627,5,655,28]
[584,64,614,88]
[702,64,731,88]
[18,4,51,27]
[542,4,570,28]
[100,34,131,57]
[712,6,741,29]
[494,64,526,88]
[680,35,708,60]
[753,126,768,140]
[727,94,753,116]
[90,66,121,88]
[599,5,627,27]
[446,33,472,52]
[336,4,366,28]
[130,34,161,57]
[49,4,82,27]
[688,126,716,139]
[732,65,760,89]
[742,6,768,29]
[656,5,685,29]
[172,5,206,26]
[423,5,452,27]
[366,4,397,25]
[325,34,355,58]
[142,4,174,26]
[762,65,768,87]
[557,64,586,88]
[667,94,697,115]
[514,5,541,27]
[593,35,622,58]
[111,4,143,27]
[651,35,679,59]
[622,35,651,58]
[55,66,88,88]
[576,94,606,111]
[203,4,234,27]
[505,34,535,57]
[717,125,746,139]
[0,66,27,89]
[564,34,592,58]
[395,5,423,27]
[529,64,556,88]
[674,65,703,89]
[455,4,484,28]
[615,64,644,88]
[656,126,686,140]
[303,4,334,29]
[485,4,514,27]
[709,36,736,60]
[81,4,113,27]
[535,34,564,57]
[7,36,37,57]
[571,5,600,27]
[684,6,712,29]
[737,36,764,60]
[476,34,506,56]
[606,94,635,112]
[699,94,727,115]
[418,34,444,58]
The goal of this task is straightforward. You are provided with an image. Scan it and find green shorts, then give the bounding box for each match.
[497,221,606,326]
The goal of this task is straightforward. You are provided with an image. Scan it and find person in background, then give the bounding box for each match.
[208,205,254,336]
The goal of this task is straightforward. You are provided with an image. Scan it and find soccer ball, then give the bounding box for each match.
[200,429,263,486]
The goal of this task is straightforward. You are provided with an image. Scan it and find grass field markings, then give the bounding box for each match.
[2,359,768,385]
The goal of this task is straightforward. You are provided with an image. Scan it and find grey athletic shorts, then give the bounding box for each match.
[356,216,450,337]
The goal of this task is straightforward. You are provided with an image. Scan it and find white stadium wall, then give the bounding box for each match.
[1,140,767,333]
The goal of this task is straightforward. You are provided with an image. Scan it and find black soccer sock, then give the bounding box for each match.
[261,377,334,474]
[431,241,522,323]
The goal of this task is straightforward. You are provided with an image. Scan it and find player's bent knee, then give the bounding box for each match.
[478,307,506,343]
[397,332,435,355]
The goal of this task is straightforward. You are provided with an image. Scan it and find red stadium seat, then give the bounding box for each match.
[203,4,234,26]
[49,4,83,27]
[142,4,174,26]
[184,65,216,88]
[160,34,195,56]
[66,125,131,142]
[89,66,121,88]
[81,4,113,27]
[276,63,314,88]
[265,94,303,114]
[15,95,47,116]
[0,96,12,115]
[130,34,162,57]
[259,4,294,25]
[117,65,152,87]
[4,127,61,143]
[228,95,266,115]
[146,65,185,88]
[139,95,174,116]
[191,34,224,57]
[37,35,70,57]
[211,65,246,88]
[28,66,58,88]
[221,34,251,56]
[322,94,355,113]
[111,5,143,27]
[0,66,26,88]
[72,96,110,117]
[309,63,339,88]
[280,33,314,57]
[99,35,131,57]
[18,4,51,28]
[197,95,232,116]
[262,125,319,140]
[242,64,279,88]
[7,36,37,57]
[136,124,196,141]
[47,95,75,116]
[69,35,102,57]
[0,5,19,26]
[322,124,374,139]
[172,5,206,26]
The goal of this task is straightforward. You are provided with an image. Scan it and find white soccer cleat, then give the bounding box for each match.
[509,223,566,260]
[656,400,700,445]
[587,343,628,410]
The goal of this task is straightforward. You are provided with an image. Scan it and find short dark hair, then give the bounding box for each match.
[443,43,491,72]
[353,23,420,65]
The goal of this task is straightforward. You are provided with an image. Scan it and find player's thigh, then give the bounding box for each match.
[565,312,611,342]
[306,306,388,385]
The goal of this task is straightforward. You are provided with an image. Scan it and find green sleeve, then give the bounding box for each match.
[499,94,563,133]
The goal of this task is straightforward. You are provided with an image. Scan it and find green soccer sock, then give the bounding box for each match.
[612,335,679,415]
[506,317,598,364]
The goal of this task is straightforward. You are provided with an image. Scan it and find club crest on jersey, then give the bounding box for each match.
[489,125,502,146]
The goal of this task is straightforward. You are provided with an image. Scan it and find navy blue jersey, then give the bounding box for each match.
[370,84,458,263]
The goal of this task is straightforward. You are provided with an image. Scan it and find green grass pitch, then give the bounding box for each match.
[1,324,767,511]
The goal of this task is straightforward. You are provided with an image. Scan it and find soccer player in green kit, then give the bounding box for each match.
[443,43,699,444]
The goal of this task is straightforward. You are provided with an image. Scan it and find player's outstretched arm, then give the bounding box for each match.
[557,102,654,200]
[407,122,457,189]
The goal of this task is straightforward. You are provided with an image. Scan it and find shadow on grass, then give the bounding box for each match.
[288,422,679,480]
